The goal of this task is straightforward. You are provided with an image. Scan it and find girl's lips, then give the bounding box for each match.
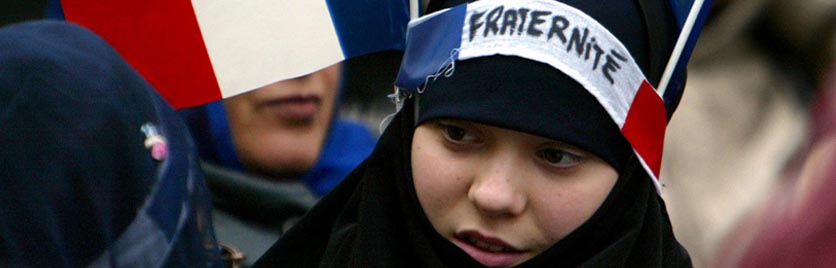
[259,95,322,123]
[454,231,528,267]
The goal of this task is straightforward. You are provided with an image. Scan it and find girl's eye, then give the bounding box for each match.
[438,122,480,144]
[536,148,581,168]
[444,125,467,141]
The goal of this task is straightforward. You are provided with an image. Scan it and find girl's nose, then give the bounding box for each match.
[468,158,527,217]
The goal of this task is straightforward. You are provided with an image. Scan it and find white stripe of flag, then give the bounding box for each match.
[191,0,344,99]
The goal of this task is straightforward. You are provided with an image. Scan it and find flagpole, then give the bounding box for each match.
[410,0,420,19]
[657,0,705,96]
[383,0,420,132]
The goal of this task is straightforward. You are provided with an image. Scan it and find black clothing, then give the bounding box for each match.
[254,0,691,266]
[202,161,318,267]
[253,101,691,267]
[417,56,635,173]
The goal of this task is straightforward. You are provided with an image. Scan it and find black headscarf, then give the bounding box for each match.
[0,21,221,267]
[254,97,689,267]
[254,0,692,266]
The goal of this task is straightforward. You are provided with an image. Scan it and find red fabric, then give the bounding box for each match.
[621,80,667,178]
[61,0,222,109]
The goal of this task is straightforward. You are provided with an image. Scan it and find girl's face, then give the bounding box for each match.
[411,119,618,267]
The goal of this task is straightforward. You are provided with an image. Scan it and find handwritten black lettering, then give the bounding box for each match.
[591,43,604,70]
[469,10,486,41]
[547,15,569,43]
[602,50,627,84]
[567,27,588,56]
[465,6,634,87]
[484,6,504,38]
[501,8,518,35]
[516,8,530,35]
[527,10,550,37]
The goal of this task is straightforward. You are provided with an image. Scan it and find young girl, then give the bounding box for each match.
[254,0,701,266]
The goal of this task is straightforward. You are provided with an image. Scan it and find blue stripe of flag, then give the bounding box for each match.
[663,0,712,112]
[395,4,468,91]
[326,0,410,59]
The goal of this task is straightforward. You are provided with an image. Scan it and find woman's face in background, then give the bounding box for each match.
[223,64,341,178]
[411,119,618,267]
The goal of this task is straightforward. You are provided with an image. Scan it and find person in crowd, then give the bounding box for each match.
[0,21,222,267]
[660,0,835,265]
[712,64,836,268]
[178,63,380,266]
[177,35,405,268]
[182,63,376,196]
[708,1,836,265]
[253,0,703,266]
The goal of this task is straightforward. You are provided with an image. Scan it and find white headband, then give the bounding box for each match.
[396,0,668,194]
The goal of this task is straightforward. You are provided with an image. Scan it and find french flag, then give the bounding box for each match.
[52,0,410,109]
[394,0,711,194]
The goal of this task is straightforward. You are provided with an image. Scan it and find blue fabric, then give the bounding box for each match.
[326,0,409,58]
[670,0,695,28]
[394,4,467,91]
[0,21,221,267]
[662,0,713,115]
[205,101,245,170]
[45,0,64,19]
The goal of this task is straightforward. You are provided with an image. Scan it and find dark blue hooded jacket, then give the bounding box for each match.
[0,21,222,268]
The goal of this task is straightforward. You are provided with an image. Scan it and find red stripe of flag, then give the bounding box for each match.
[621,80,667,178]
[61,0,221,109]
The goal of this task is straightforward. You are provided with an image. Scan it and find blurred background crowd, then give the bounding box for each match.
[660,0,836,266]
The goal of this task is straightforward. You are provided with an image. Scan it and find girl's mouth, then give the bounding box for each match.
[454,231,528,267]
[463,236,519,253]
